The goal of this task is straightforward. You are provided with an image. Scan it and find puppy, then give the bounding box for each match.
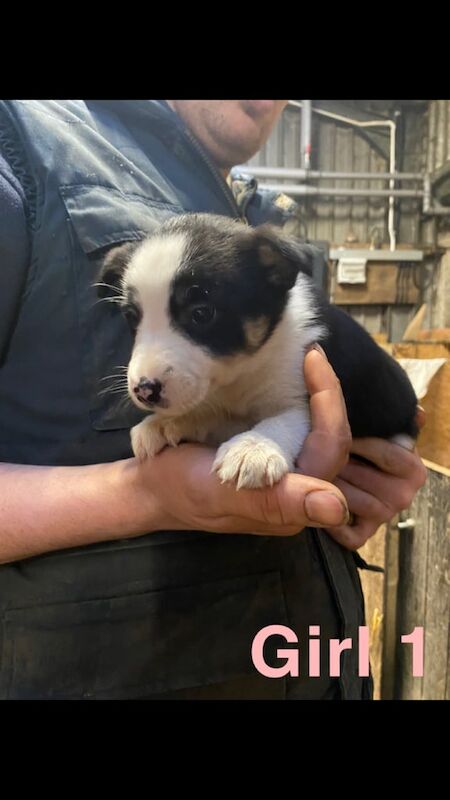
[99,214,418,490]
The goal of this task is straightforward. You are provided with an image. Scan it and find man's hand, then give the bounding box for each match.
[324,411,427,550]
[293,345,427,551]
[136,346,351,536]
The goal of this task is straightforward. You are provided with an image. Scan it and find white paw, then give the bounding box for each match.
[131,417,186,461]
[131,419,167,461]
[161,419,184,448]
[212,433,290,490]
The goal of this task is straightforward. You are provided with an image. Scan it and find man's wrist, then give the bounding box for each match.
[108,455,179,537]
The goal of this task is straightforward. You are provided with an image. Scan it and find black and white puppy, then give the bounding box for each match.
[100,214,418,490]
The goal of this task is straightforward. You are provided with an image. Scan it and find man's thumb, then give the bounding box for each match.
[250,473,350,529]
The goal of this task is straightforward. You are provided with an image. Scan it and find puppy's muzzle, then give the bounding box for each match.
[133,377,165,407]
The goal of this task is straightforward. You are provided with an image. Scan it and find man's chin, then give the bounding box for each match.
[215,138,264,170]
[241,100,277,118]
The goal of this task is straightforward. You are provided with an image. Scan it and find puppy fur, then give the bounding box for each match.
[99,214,418,490]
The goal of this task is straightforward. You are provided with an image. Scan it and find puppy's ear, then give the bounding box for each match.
[249,225,314,291]
[97,241,141,298]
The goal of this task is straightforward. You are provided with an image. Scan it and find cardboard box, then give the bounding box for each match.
[393,341,450,469]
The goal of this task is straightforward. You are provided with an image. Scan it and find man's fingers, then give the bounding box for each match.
[416,406,426,431]
[340,458,422,511]
[324,476,383,549]
[349,437,426,483]
[303,346,350,436]
[295,430,352,483]
[333,476,390,522]
[323,518,377,551]
[296,347,351,481]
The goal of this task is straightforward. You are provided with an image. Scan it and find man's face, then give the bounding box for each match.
[167,100,288,172]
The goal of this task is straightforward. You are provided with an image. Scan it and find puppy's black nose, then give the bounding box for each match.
[134,377,163,405]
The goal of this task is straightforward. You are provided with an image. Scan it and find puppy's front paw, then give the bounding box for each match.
[131,419,167,462]
[212,433,290,490]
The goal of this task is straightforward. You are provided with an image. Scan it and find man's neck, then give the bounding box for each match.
[165,100,230,180]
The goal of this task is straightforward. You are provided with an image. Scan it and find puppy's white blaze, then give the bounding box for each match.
[124,233,186,331]
[125,233,185,294]
[124,232,216,414]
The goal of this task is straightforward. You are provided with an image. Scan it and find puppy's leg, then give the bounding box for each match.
[131,417,168,462]
[131,414,207,461]
[213,407,310,490]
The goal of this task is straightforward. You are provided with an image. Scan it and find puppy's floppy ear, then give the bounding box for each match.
[97,241,141,298]
[249,225,314,291]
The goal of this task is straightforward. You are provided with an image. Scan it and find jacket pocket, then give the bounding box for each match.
[60,184,183,434]
[0,571,288,699]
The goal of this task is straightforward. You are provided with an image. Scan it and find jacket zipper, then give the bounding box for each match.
[183,128,246,222]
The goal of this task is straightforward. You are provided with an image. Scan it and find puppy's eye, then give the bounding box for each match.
[191,304,216,325]
[122,304,141,331]
[186,284,208,303]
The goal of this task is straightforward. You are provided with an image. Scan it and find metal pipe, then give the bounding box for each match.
[237,166,424,181]
[423,174,431,214]
[258,183,424,199]
[427,101,437,175]
[422,106,450,215]
[435,100,447,168]
[329,248,423,261]
[288,100,393,131]
[423,205,450,216]
[285,101,449,218]
[421,174,450,214]
[388,119,396,251]
[287,101,398,250]
[300,100,312,171]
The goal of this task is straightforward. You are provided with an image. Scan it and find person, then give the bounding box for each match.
[0,100,426,700]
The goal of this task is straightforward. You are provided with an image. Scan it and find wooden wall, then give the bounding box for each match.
[360,461,450,700]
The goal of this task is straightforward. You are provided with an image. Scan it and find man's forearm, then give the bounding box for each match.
[0,459,161,564]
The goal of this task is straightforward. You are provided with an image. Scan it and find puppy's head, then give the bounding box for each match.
[99,214,313,417]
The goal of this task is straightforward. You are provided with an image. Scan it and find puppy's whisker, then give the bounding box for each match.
[98,387,129,398]
[97,378,129,396]
[94,296,125,307]
[111,395,134,414]
[99,371,129,382]
[97,384,128,394]
[99,376,128,385]
[104,381,129,389]
[98,381,127,389]
[93,281,124,295]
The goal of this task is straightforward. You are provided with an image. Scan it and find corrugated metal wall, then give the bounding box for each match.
[251,108,388,245]
[422,101,450,328]
[248,103,428,340]
[427,100,450,173]
[249,103,425,247]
